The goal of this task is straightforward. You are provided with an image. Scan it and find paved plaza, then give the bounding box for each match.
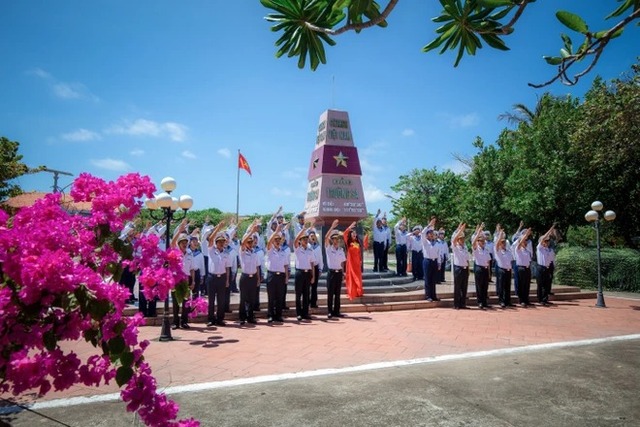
[2,292,640,426]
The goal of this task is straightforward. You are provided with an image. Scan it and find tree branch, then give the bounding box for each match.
[304,0,400,36]
[529,7,640,88]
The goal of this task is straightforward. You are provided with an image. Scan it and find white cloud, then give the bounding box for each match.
[271,187,293,197]
[61,128,101,142]
[440,159,470,174]
[130,149,145,156]
[28,68,51,79]
[282,166,306,180]
[28,68,99,102]
[444,112,480,128]
[402,128,415,137]
[217,148,231,158]
[91,158,130,171]
[107,119,188,142]
[363,183,386,203]
[182,150,196,159]
[359,157,384,174]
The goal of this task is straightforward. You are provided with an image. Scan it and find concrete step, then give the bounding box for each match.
[132,285,597,326]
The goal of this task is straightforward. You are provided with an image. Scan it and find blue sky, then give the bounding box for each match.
[2,1,638,216]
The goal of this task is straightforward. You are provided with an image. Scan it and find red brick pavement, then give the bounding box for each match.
[10,296,640,403]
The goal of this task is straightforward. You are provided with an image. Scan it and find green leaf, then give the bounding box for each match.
[120,351,135,368]
[108,335,126,356]
[478,0,513,7]
[115,366,134,387]
[44,330,57,351]
[556,11,589,34]
[606,0,634,19]
[560,48,571,58]
[480,33,510,51]
[561,33,573,54]
[543,55,563,65]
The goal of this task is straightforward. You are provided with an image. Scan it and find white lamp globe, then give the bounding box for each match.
[591,201,603,212]
[160,177,177,193]
[604,210,616,221]
[179,195,194,210]
[585,210,599,222]
[170,197,179,211]
[156,192,172,209]
[145,198,158,210]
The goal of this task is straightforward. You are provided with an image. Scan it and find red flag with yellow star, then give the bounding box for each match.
[238,152,252,176]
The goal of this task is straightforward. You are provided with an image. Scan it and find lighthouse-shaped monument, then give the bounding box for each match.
[304,109,368,225]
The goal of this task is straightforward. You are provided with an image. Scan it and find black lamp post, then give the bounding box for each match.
[145,177,193,341]
[585,201,616,308]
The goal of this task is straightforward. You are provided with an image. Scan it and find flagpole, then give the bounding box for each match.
[236,149,240,224]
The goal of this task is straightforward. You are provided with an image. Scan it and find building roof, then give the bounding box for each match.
[1,191,92,213]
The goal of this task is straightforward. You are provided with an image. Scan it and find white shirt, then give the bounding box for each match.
[394,222,408,245]
[310,241,324,270]
[326,244,346,270]
[239,248,261,275]
[267,247,288,273]
[208,247,231,275]
[494,247,513,270]
[537,243,554,268]
[451,241,470,268]
[473,244,491,267]
[294,245,315,270]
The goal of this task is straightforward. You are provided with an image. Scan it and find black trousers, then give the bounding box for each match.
[497,267,512,306]
[119,266,136,301]
[423,258,438,300]
[294,269,312,318]
[411,251,424,280]
[239,273,258,321]
[517,266,531,304]
[395,244,407,276]
[453,265,469,308]
[310,265,320,307]
[326,270,343,316]
[536,265,552,303]
[438,255,447,283]
[172,291,188,326]
[207,274,227,322]
[267,271,286,319]
[474,265,489,307]
[373,241,385,271]
[138,284,157,317]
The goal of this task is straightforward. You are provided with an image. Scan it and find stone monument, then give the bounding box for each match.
[304,109,368,225]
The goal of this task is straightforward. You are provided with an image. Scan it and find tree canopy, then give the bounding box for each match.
[0,137,43,201]
[389,61,640,245]
[261,0,640,87]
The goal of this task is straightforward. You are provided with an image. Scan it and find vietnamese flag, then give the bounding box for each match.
[238,152,252,176]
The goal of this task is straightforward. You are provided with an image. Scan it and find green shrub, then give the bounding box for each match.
[555,246,640,292]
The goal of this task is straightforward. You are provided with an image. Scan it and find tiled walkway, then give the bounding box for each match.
[18,294,639,404]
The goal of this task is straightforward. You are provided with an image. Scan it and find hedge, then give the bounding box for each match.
[555,247,640,293]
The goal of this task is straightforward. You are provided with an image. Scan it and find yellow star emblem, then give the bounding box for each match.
[333,151,348,167]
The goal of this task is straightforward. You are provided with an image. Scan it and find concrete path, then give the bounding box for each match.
[2,295,639,426]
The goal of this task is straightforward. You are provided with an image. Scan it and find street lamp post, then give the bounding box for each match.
[145,177,193,341]
[585,201,616,308]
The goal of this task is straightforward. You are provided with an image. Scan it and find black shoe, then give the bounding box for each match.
[336,313,346,318]
[206,321,215,327]
[426,298,433,302]
[327,313,332,319]
[216,320,226,326]
[310,304,319,308]
[240,320,246,325]
[303,316,312,320]
[248,319,257,324]
[267,317,273,323]
[225,309,232,313]
[275,317,284,322]
[433,298,441,302]
[172,324,179,330]
[297,315,302,321]
[181,323,191,329]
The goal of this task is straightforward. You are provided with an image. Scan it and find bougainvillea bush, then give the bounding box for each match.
[0,173,199,426]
